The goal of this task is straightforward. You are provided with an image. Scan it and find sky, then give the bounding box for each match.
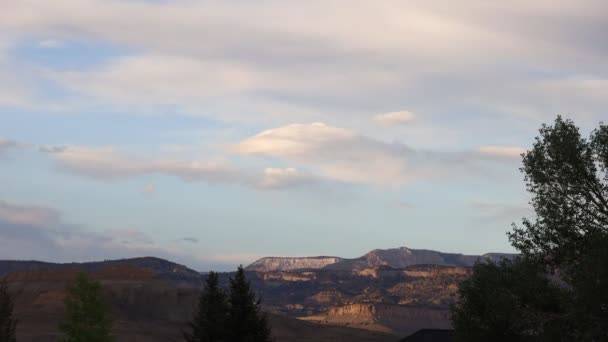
[0,0,607,271]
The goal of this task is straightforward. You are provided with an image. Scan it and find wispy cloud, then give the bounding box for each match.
[232,122,522,186]
[0,199,222,270]
[39,144,317,190]
[0,0,606,128]
[468,201,533,223]
[37,39,64,48]
[0,138,29,159]
[478,146,527,159]
[373,111,416,126]
[175,237,198,244]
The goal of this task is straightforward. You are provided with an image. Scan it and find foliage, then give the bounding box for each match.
[451,258,567,342]
[227,266,272,342]
[509,116,608,267]
[0,277,17,342]
[184,271,229,342]
[59,272,114,342]
[453,116,608,341]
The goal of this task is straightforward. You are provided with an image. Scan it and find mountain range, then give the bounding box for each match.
[245,246,515,272]
[0,246,515,341]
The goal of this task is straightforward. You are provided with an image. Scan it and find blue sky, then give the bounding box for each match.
[0,0,606,270]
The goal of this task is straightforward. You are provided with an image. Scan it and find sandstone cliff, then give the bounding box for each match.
[246,246,516,272]
[245,256,344,272]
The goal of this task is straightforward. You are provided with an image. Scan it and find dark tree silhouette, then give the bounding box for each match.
[227,266,272,342]
[451,258,567,341]
[0,277,17,342]
[453,117,608,341]
[59,272,114,342]
[509,116,608,267]
[184,271,229,342]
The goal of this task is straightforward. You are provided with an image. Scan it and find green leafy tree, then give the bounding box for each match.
[451,258,567,342]
[59,272,114,342]
[0,277,17,342]
[452,116,608,341]
[184,271,229,342]
[509,116,608,267]
[227,266,272,342]
[508,116,608,339]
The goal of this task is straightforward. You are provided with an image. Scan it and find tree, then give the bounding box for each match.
[184,271,229,342]
[227,266,272,342]
[508,116,608,339]
[451,258,567,342]
[509,116,608,268]
[59,272,114,342]
[452,116,608,341]
[0,277,17,342]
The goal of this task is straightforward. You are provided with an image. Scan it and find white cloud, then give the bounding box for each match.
[38,39,63,48]
[40,144,318,190]
[373,111,416,126]
[44,145,239,182]
[1,0,606,129]
[232,122,529,186]
[232,122,424,185]
[478,146,527,158]
[54,54,259,105]
[257,167,316,189]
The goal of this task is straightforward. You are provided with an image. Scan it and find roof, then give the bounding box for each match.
[400,329,454,342]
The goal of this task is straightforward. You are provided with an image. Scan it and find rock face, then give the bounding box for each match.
[0,246,516,340]
[245,256,344,272]
[246,246,516,272]
[4,263,397,342]
[324,247,480,271]
[323,304,451,336]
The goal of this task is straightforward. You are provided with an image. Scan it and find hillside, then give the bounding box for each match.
[4,263,398,342]
[246,246,516,272]
[0,246,515,339]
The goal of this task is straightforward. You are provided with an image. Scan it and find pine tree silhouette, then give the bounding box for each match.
[227,266,272,342]
[184,271,229,342]
[0,277,17,342]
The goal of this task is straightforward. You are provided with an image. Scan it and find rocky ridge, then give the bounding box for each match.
[245,256,344,272]
[246,246,516,272]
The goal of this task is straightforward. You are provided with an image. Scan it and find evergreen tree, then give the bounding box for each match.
[0,277,17,342]
[227,266,272,342]
[184,271,229,342]
[59,272,114,342]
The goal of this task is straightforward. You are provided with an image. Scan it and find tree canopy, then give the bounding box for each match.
[0,277,17,342]
[59,272,114,342]
[227,266,272,342]
[452,116,608,341]
[184,271,229,342]
[185,267,272,342]
[509,116,608,266]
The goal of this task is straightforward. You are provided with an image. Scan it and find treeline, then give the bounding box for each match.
[451,117,608,341]
[0,266,271,342]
